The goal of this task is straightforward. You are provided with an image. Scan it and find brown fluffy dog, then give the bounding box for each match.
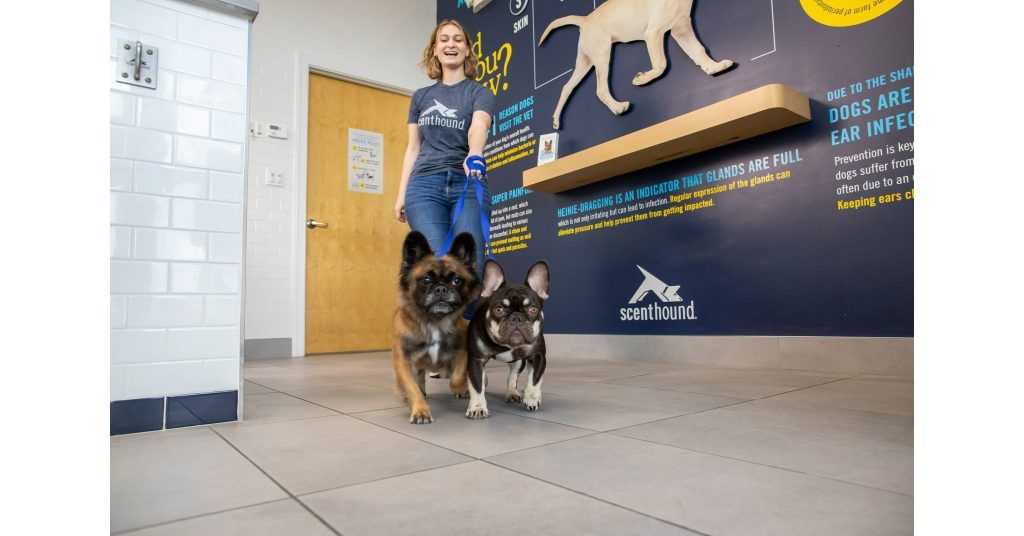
[392,231,480,424]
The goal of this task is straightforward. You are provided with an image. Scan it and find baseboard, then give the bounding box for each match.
[244,338,293,359]
[110,390,238,436]
[544,334,913,377]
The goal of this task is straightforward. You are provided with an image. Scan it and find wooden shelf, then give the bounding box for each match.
[522,84,811,193]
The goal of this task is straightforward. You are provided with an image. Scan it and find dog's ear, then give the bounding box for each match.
[400,232,433,284]
[448,232,477,272]
[525,261,549,300]
[480,259,505,298]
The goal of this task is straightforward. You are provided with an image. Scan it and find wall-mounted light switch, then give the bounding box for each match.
[250,122,266,138]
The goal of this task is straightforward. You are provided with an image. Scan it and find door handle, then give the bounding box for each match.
[306,219,329,229]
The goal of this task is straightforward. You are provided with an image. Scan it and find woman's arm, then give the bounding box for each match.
[463,110,492,179]
[395,123,421,223]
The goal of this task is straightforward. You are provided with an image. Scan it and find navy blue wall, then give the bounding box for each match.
[438,0,914,336]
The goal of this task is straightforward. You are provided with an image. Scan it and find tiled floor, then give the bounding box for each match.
[111,352,913,535]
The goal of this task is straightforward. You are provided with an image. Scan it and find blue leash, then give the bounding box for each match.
[437,155,493,260]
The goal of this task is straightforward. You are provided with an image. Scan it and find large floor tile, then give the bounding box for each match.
[244,366,353,392]
[216,414,471,495]
[606,367,849,398]
[538,359,688,387]
[354,399,593,458]
[122,499,333,535]
[243,380,275,395]
[288,383,405,414]
[111,429,286,533]
[233,392,338,425]
[488,434,912,536]
[613,398,913,494]
[485,382,746,431]
[302,460,695,535]
[770,375,913,415]
[242,359,280,368]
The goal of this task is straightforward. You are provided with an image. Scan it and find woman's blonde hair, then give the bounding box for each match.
[420,19,480,81]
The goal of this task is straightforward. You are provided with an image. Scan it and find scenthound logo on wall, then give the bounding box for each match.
[620,266,697,322]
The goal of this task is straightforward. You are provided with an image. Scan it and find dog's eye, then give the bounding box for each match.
[528,306,539,316]
[493,306,506,315]
[419,276,432,285]
[450,276,463,287]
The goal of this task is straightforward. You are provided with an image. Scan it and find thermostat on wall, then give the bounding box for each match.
[267,123,289,139]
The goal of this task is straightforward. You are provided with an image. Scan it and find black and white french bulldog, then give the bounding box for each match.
[465,259,550,419]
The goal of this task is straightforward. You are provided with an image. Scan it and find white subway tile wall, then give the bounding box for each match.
[110,0,248,401]
[243,0,435,344]
[124,360,205,399]
[203,357,242,391]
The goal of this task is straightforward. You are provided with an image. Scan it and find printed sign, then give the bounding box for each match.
[347,128,384,194]
[438,0,914,337]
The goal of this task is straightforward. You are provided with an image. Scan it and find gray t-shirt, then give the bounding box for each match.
[408,79,494,177]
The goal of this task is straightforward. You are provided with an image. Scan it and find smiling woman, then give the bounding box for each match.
[394,18,496,318]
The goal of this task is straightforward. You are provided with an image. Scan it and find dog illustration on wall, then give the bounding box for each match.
[539,0,735,129]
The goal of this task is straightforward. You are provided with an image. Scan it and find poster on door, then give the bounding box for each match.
[347,128,384,194]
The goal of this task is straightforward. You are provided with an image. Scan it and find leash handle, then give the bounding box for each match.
[437,157,493,261]
[465,155,486,179]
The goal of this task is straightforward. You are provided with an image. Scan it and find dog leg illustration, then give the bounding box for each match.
[588,32,630,118]
[671,17,733,75]
[552,50,593,130]
[632,28,669,86]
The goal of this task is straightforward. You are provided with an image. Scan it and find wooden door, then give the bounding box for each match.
[306,73,410,354]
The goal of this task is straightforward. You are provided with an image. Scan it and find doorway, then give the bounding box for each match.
[304,73,411,354]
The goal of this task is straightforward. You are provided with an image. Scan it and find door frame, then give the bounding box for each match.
[292,52,414,357]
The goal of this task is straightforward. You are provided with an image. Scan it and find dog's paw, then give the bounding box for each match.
[632,71,656,86]
[611,101,630,115]
[409,407,433,424]
[553,117,561,130]
[523,389,541,411]
[505,390,522,403]
[453,390,470,399]
[466,405,490,419]
[704,59,734,75]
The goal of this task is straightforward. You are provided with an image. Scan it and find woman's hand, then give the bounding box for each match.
[394,198,407,223]
[464,155,486,180]
[463,158,479,180]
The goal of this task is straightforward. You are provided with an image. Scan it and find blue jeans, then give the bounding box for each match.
[405,171,491,315]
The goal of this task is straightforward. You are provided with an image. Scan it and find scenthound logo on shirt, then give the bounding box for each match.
[620,265,697,321]
[419,99,466,129]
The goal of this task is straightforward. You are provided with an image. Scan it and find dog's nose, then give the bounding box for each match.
[433,285,451,297]
[509,312,527,324]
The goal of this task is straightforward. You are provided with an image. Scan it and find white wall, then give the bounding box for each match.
[110,0,250,400]
[244,0,437,349]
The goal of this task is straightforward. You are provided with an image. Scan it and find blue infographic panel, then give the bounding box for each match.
[439,0,914,336]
